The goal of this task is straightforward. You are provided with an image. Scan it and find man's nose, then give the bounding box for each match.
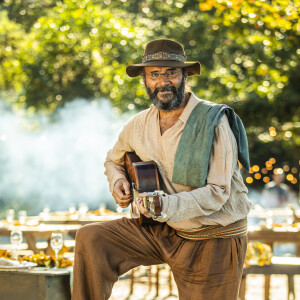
[157,74,171,84]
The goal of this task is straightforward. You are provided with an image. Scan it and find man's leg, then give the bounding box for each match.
[168,236,247,300]
[72,217,165,300]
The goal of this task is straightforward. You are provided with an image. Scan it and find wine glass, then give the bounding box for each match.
[79,202,88,217]
[69,203,76,214]
[6,209,15,224]
[18,210,27,225]
[99,203,106,214]
[50,233,63,268]
[10,230,23,259]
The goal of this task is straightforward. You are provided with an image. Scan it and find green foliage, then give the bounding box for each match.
[3,1,142,112]
[0,11,26,94]
[196,0,300,184]
[2,0,55,31]
[0,0,299,188]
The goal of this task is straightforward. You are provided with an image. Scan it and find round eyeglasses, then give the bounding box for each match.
[146,70,181,80]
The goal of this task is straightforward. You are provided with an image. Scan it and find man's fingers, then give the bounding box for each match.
[136,198,151,218]
[113,195,131,204]
[122,181,131,195]
[114,189,132,200]
[116,199,131,208]
[112,179,133,207]
[118,198,132,205]
[114,179,132,198]
[113,192,132,206]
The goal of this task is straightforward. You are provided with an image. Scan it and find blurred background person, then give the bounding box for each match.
[261,171,290,209]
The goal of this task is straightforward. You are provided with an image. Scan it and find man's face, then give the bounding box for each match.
[273,174,284,184]
[144,66,186,111]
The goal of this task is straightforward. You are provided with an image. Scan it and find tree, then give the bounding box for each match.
[0,11,26,97]
[0,0,299,190]
[196,0,300,187]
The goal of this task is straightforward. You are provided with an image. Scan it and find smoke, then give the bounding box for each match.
[0,99,131,215]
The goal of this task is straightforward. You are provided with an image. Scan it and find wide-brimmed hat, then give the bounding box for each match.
[126,39,201,78]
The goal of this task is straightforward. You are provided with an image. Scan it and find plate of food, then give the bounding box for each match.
[0,257,37,269]
[20,253,73,268]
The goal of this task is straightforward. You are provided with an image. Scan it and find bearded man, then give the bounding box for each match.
[72,39,252,300]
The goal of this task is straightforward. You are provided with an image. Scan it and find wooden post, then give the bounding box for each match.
[264,275,270,300]
[287,275,295,300]
[130,269,134,295]
[148,266,152,292]
[155,265,160,297]
[168,267,173,295]
[264,241,273,300]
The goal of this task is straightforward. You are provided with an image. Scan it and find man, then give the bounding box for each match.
[72,39,253,300]
[261,172,289,208]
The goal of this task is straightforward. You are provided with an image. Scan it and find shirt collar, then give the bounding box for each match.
[179,92,200,124]
[150,91,200,124]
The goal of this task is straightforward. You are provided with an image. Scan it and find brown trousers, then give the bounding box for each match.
[72,217,247,300]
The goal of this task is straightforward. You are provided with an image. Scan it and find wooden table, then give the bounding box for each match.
[248,226,300,240]
[0,213,124,254]
[244,226,300,300]
[0,267,71,300]
[35,213,123,225]
[248,226,300,255]
[0,224,81,254]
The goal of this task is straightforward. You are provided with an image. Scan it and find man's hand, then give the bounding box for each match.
[112,179,132,208]
[136,194,151,218]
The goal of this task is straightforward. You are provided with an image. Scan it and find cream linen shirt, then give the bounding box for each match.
[104,93,252,230]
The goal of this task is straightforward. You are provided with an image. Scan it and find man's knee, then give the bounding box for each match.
[75,223,105,247]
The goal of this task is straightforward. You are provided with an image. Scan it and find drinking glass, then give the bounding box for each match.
[40,205,50,220]
[10,230,23,258]
[69,203,76,214]
[6,209,15,224]
[286,210,294,230]
[18,210,27,225]
[79,203,88,217]
[50,233,63,268]
[99,203,106,214]
[266,211,273,229]
[43,205,50,214]
[116,205,123,214]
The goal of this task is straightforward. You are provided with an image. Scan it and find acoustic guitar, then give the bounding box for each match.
[124,152,164,225]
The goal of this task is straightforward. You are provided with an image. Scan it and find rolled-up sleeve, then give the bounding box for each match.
[159,116,237,223]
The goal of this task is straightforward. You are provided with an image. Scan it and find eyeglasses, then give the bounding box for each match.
[145,70,181,80]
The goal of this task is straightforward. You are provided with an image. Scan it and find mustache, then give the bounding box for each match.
[152,85,177,97]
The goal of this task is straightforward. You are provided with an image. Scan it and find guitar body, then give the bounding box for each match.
[124,152,161,225]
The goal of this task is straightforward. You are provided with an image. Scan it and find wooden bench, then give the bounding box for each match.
[239,257,300,300]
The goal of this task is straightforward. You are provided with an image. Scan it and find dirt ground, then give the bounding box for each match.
[109,266,300,300]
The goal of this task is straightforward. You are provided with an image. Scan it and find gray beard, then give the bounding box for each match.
[146,77,186,111]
